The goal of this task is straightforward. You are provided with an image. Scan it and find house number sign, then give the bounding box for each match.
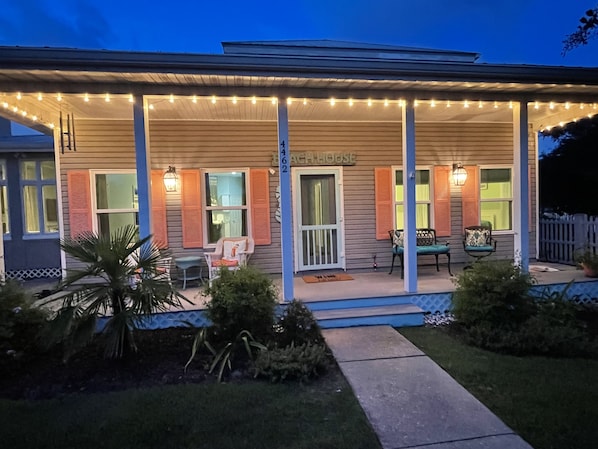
[272,151,357,166]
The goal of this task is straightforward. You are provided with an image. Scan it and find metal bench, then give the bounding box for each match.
[388,229,452,278]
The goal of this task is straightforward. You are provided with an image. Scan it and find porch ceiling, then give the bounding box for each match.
[0,63,597,134]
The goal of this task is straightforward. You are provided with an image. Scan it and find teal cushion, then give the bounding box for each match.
[417,245,450,255]
[392,247,404,255]
[465,245,494,252]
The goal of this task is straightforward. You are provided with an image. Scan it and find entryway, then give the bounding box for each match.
[294,168,344,271]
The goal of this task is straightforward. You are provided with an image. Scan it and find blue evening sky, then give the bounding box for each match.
[1,0,595,66]
[1,0,596,152]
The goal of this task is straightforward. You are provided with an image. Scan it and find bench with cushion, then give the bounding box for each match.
[388,229,452,278]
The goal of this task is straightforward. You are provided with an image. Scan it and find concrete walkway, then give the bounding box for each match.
[323,326,534,449]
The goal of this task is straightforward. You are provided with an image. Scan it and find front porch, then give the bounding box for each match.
[141,262,598,330]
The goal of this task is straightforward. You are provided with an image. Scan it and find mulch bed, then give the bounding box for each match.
[0,327,216,400]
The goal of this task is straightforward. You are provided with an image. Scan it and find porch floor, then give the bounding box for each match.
[175,262,592,311]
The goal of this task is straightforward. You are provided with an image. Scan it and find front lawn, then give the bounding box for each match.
[400,326,598,449]
[0,373,380,449]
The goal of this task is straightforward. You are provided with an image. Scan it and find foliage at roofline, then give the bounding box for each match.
[563,7,598,54]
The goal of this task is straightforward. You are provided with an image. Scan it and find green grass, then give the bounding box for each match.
[0,378,380,449]
[400,326,598,449]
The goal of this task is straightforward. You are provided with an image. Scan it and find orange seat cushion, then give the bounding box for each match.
[212,259,239,267]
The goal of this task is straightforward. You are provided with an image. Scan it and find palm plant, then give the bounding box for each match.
[44,225,188,360]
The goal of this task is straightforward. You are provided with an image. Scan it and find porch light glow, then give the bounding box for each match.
[478,100,483,108]
[367,99,372,107]
[232,96,238,104]
[349,98,354,106]
[303,98,307,105]
[37,93,43,101]
[287,97,292,105]
[49,123,55,129]
[252,96,257,104]
[149,104,155,110]
[414,100,419,107]
[16,92,22,100]
[430,99,436,107]
[534,101,539,110]
[452,163,467,186]
[105,93,110,102]
[169,94,175,103]
[271,97,277,104]
[84,93,89,102]
[330,98,335,106]
[211,96,217,104]
[163,166,178,192]
[565,102,570,110]
[509,101,513,109]
[57,94,62,102]
[494,101,499,109]
[129,94,135,103]
[446,100,451,108]
[384,99,389,107]
[463,100,469,108]
[550,102,555,109]
[192,95,197,103]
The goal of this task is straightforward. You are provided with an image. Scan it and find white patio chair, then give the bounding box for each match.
[155,256,173,285]
[204,237,255,283]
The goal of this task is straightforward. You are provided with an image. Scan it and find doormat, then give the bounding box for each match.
[302,273,354,283]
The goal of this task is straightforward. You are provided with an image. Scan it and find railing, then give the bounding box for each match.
[539,213,598,264]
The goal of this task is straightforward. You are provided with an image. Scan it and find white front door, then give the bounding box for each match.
[295,168,344,271]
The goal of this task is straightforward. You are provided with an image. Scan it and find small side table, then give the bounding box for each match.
[175,256,203,290]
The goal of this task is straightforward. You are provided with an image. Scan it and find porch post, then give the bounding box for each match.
[133,95,152,241]
[402,99,418,293]
[513,101,529,271]
[277,101,294,301]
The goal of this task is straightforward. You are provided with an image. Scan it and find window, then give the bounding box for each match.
[94,172,138,238]
[394,169,431,228]
[204,170,248,244]
[480,168,512,231]
[20,160,58,235]
[0,160,8,234]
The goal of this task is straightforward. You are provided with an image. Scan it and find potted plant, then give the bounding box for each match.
[574,246,598,278]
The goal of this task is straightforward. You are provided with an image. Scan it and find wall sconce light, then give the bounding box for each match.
[163,166,178,192]
[452,163,467,186]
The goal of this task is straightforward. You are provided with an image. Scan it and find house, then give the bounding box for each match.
[0,118,60,280]
[0,40,597,299]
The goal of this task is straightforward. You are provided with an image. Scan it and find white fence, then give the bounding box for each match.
[539,214,598,264]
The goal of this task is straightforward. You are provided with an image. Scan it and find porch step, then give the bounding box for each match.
[312,303,424,329]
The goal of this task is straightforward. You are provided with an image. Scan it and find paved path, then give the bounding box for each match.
[323,326,534,449]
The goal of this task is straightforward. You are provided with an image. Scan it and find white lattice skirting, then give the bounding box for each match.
[6,267,62,280]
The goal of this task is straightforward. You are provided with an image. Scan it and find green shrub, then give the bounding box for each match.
[254,342,328,383]
[0,280,47,357]
[205,266,277,341]
[452,260,536,329]
[275,300,323,347]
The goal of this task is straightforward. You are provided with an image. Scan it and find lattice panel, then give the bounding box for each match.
[412,293,453,314]
[6,267,61,280]
[530,281,598,303]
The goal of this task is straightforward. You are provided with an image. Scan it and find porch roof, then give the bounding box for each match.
[0,43,597,133]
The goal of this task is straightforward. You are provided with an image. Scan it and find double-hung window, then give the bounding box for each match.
[21,160,58,235]
[480,167,512,231]
[204,170,248,244]
[394,168,431,228]
[93,171,138,238]
[0,160,8,235]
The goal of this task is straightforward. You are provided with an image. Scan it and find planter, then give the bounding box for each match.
[581,263,598,278]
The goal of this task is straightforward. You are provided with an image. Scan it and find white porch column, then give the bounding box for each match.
[402,99,418,292]
[133,95,152,241]
[277,101,294,301]
[513,101,530,271]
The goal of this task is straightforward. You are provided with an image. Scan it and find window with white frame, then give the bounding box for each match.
[21,160,58,235]
[204,170,248,244]
[0,160,8,235]
[480,167,512,231]
[93,172,138,238]
[394,168,431,229]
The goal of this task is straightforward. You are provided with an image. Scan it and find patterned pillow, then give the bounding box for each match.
[392,231,404,248]
[465,229,489,247]
[223,239,247,260]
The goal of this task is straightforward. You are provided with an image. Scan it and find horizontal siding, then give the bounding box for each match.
[58,119,538,273]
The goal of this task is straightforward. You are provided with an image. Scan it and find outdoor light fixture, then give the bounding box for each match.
[163,166,178,192]
[452,163,467,186]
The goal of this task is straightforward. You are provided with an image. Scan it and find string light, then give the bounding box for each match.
[271,97,277,105]
[384,99,389,107]
[430,99,436,108]
[414,99,419,107]
[232,96,238,105]
[16,92,22,100]
[129,94,134,103]
[494,101,499,109]
[549,102,555,109]
[367,99,372,107]
[84,93,90,102]
[169,94,175,103]
[478,100,483,108]
[565,102,570,110]
[534,101,539,110]
[446,100,451,108]
[348,98,354,107]
[56,94,62,102]
[303,98,307,105]
[509,101,513,109]
[463,100,469,108]
[37,93,43,101]
[330,98,335,106]
[105,93,110,102]
[251,96,256,105]
[287,97,292,105]
[192,95,197,103]
[211,96,217,104]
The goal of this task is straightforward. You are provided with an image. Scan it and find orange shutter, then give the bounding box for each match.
[67,170,92,238]
[250,168,271,245]
[461,165,479,228]
[375,167,393,240]
[151,170,168,248]
[181,169,203,248]
[433,166,451,237]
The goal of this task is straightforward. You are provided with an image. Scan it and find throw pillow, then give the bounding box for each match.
[465,229,489,247]
[392,231,404,248]
[223,239,247,260]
